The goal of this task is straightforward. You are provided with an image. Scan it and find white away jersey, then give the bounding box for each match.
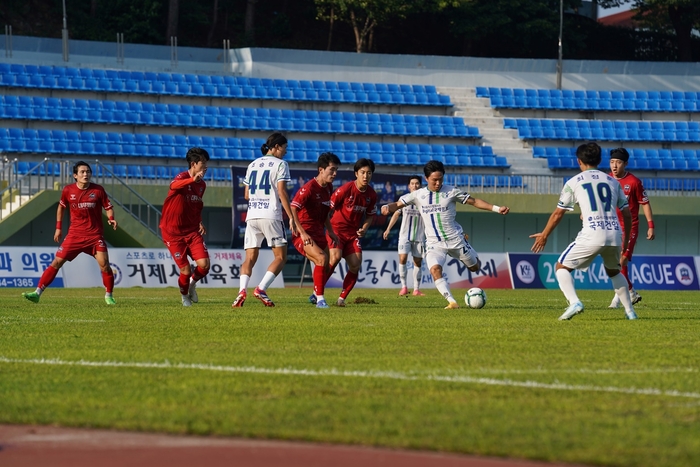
[557,169,629,246]
[399,185,469,244]
[398,203,426,243]
[244,155,292,221]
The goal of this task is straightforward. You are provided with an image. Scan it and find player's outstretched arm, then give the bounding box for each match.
[530,208,566,253]
[468,197,509,215]
[381,200,406,216]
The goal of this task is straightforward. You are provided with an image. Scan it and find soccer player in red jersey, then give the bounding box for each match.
[324,158,378,307]
[22,161,118,305]
[608,148,655,308]
[160,147,211,307]
[290,152,340,309]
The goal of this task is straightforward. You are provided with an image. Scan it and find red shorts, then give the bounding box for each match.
[292,233,328,257]
[328,230,362,257]
[56,234,108,262]
[162,230,209,269]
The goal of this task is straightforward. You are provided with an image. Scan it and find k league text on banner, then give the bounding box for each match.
[509,253,699,290]
[0,247,282,288]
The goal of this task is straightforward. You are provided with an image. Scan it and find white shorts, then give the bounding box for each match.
[558,242,621,271]
[244,218,287,249]
[398,239,423,259]
[424,237,478,271]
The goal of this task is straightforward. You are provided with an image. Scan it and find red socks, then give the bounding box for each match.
[38,265,59,291]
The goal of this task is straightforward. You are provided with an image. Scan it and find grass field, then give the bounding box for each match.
[1,286,699,466]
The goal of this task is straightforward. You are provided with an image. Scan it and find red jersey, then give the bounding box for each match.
[329,181,378,236]
[291,178,333,240]
[160,171,207,237]
[611,171,649,231]
[60,182,113,236]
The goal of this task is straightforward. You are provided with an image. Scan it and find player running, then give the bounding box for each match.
[321,158,378,307]
[232,132,298,308]
[290,152,340,309]
[381,160,509,309]
[383,175,426,297]
[530,142,638,320]
[160,147,211,307]
[22,161,118,305]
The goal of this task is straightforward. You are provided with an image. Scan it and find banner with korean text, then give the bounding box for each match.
[0,247,282,289]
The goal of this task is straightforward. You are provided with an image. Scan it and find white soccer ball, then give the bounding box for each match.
[465,287,487,309]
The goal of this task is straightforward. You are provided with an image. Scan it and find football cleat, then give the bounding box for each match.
[444,301,460,309]
[105,296,116,305]
[181,295,192,307]
[22,292,40,303]
[253,287,275,307]
[412,290,425,296]
[316,299,329,309]
[336,297,346,307]
[308,293,317,305]
[630,289,642,305]
[398,287,409,296]
[558,301,584,320]
[231,290,247,308]
[188,280,199,303]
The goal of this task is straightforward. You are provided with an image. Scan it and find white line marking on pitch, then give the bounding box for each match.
[1,357,699,399]
[0,317,106,323]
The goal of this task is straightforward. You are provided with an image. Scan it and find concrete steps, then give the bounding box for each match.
[441,86,551,175]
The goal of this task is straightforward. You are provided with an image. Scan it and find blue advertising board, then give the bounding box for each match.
[509,253,699,290]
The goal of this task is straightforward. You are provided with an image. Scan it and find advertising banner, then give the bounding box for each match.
[320,251,512,289]
[509,253,699,291]
[0,247,282,289]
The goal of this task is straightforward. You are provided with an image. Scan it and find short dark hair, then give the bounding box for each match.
[73,161,91,174]
[186,147,210,168]
[261,132,288,155]
[576,143,602,166]
[317,152,341,169]
[354,158,375,174]
[423,160,445,178]
[408,175,422,185]
[610,147,630,163]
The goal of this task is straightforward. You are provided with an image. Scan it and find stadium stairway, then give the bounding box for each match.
[441,87,549,175]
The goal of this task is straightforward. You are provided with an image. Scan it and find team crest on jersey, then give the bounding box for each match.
[69,194,76,200]
[624,184,631,192]
[89,193,96,199]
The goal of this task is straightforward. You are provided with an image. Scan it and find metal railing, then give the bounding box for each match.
[0,159,162,237]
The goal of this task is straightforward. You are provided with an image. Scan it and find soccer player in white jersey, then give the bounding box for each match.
[232,132,298,308]
[383,175,426,296]
[530,142,637,321]
[381,160,510,309]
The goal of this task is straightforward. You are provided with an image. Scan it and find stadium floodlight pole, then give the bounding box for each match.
[61,0,69,62]
[556,0,563,90]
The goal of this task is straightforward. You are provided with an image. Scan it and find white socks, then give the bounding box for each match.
[239,274,250,292]
[258,271,276,291]
[412,264,422,290]
[555,268,579,304]
[611,273,634,312]
[398,263,407,288]
[434,277,456,303]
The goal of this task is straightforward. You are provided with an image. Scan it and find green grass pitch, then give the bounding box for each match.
[1,287,699,466]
